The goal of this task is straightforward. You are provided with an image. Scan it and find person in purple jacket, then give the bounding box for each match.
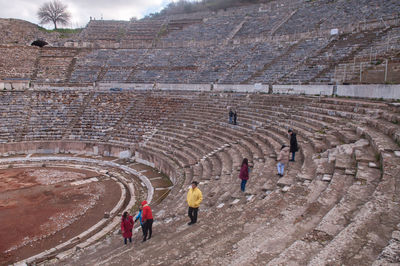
[239,158,249,192]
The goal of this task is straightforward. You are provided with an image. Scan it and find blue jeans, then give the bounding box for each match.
[241,179,247,192]
[291,152,296,161]
[277,162,285,175]
[124,237,132,244]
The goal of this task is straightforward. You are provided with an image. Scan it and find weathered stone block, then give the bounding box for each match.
[335,154,353,170]
[322,174,332,182]
[345,169,356,175]
[277,176,293,187]
[354,149,375,163]
[297,173,313,181]
[392,231,400,241]
[368,162,379,168]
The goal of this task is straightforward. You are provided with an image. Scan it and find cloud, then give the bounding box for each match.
[0,0,172,28]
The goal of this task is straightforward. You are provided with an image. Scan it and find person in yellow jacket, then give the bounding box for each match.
[187,181,203,225]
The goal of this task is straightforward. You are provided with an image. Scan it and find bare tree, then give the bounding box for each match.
[37,0,71,29]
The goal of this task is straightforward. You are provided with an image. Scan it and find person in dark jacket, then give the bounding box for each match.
[239,158,249,192]
[288,129,298,161]
[229,108,233,124]
[233,110,237,125]
[141,200,153,242]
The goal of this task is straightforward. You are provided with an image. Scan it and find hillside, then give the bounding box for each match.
[0,18,80,46]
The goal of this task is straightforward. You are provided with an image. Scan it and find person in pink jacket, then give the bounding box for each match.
[239,158,249,192]
[121,211,134,245]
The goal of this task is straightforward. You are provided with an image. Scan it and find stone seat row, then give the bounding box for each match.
[265,139,381,264]
[201,128,390,264]
[143,137,385,265]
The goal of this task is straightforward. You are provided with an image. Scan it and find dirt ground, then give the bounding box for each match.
[0,167,121,265]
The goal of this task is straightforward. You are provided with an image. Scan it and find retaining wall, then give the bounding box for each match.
[0,141,133,158]
[26,82,400,99]
[272,84,334,95]
[336,84,400,99]
[97,83,400,99]
[0,80,30,90]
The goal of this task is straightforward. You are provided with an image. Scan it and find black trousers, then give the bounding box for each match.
[143,219,153,240]
[188,207,199,223]
[141,224,145,237]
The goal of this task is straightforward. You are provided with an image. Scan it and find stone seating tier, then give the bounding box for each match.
[1,0,400,84]
[1,91,400,265]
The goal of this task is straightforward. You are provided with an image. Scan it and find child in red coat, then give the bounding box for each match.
[121,211,134,245]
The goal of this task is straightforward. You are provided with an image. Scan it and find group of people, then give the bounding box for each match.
[120,200,154,245]
[276,129,298,177]
[228,108,237,125]
[121,181,203,245]
[121,129,298,244]
[239,129,298,191]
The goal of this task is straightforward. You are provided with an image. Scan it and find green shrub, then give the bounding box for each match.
[37,26,82,34]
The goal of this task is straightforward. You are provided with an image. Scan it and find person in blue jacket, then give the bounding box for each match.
[135,205,145,238]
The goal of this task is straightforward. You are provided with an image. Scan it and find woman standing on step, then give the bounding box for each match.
[239,158,249,192]
[121,211,134,245]
[277,144,290,177]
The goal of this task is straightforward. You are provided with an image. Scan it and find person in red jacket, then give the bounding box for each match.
[121,211,134,245]
[239,158,249,192]
[141,200,153,242]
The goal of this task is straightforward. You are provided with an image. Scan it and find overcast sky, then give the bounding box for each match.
[0,0,177,28]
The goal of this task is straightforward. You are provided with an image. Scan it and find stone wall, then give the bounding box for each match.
[336,84,400,99]
[94,82,400,99]
[0,141,132,158]
[272,85,334,96]
[0,79,30,90]
[0,46,39,79]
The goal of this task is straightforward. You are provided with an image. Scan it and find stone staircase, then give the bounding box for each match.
[241,39,303,84]
[309,27,393,84]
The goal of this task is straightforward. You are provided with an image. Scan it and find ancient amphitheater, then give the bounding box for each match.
[0,0,400,265]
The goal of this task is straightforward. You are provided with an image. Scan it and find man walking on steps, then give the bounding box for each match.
[187,181,203,225]
[141,200,153,242]
[288,129,298,162]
